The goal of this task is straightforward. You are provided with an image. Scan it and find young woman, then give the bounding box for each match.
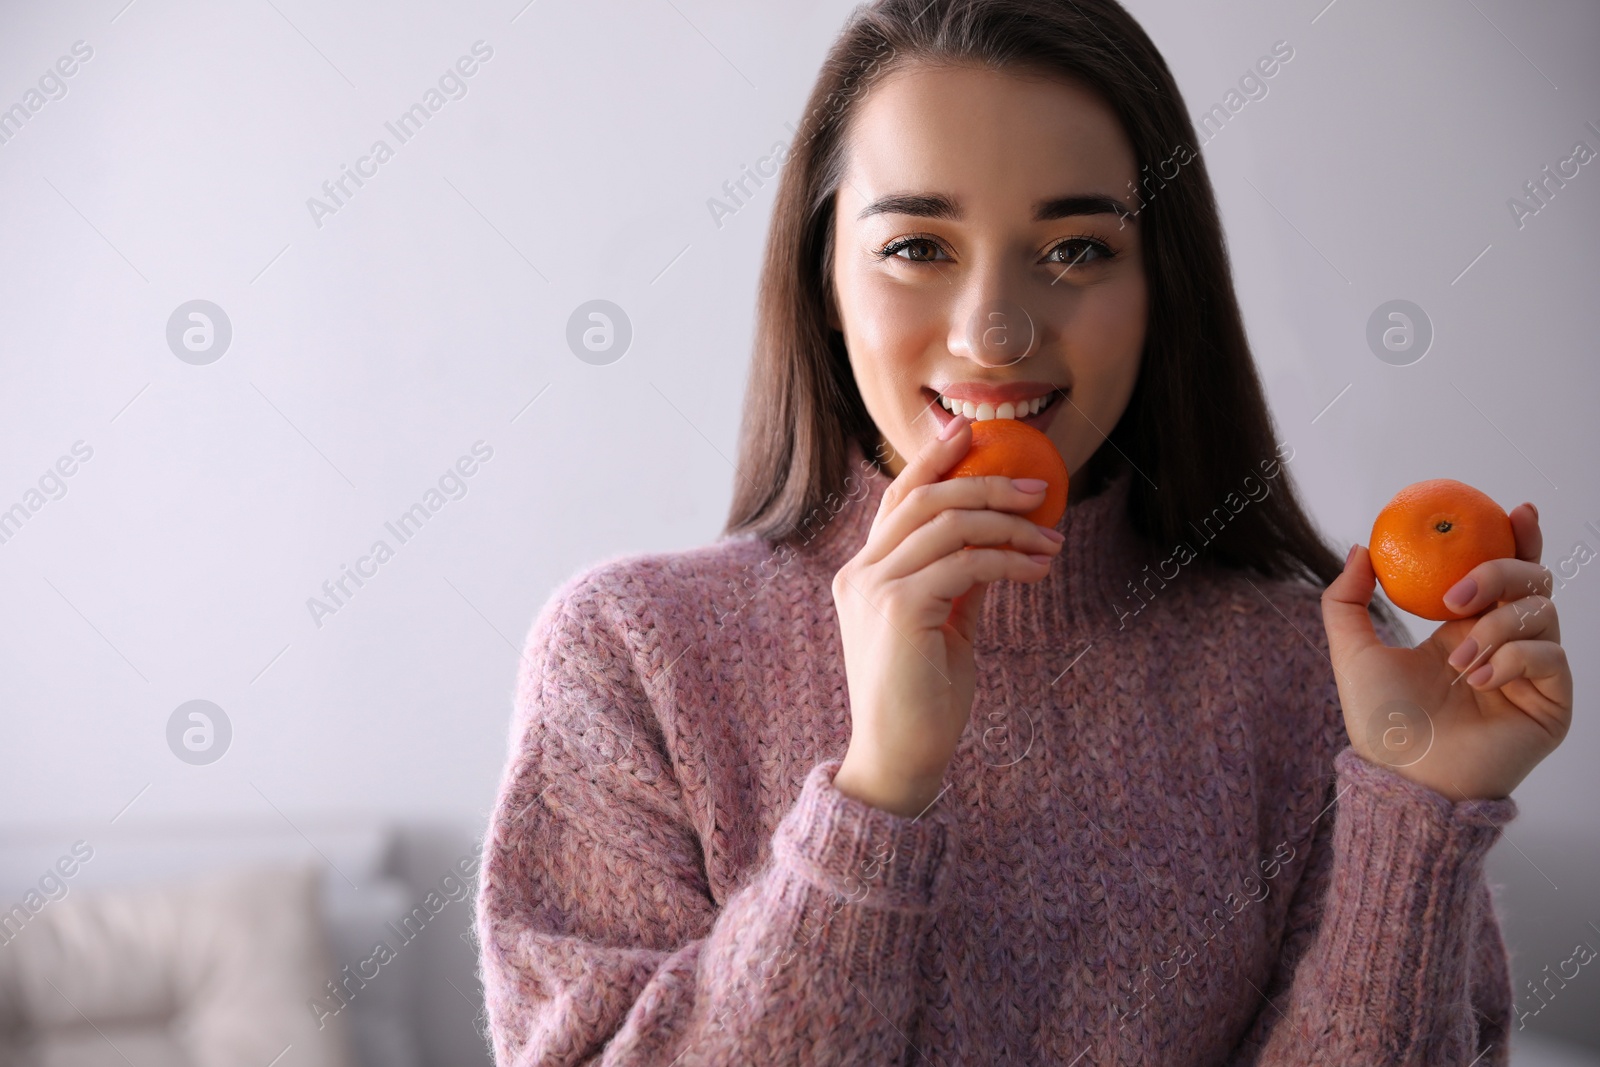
[474,1,1573,1062]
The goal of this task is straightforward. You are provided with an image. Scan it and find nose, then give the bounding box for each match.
[947,266,1039,369]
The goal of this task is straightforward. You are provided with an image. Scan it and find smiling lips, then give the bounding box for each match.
[923,381,1068,434]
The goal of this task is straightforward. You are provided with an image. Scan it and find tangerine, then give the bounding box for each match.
[940,418,1070,533]
[1368,478,1515,621]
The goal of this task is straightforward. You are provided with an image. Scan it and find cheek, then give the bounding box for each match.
[1041,274,1146,466]
[1071,277,1146,395]
[838,268,947,379]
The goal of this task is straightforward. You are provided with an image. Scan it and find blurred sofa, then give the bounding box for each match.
[0,819,491,1067]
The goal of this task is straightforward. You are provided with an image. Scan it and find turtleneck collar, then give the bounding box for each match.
[797,437,1154,647]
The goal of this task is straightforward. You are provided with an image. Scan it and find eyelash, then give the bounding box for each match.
[872,233,1118,267]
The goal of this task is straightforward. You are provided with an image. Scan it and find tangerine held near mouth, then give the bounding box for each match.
[940,418,1070,531]
[1368,478,1516,621]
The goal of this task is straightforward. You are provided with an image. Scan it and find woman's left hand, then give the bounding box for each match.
[1321,502,1573,802]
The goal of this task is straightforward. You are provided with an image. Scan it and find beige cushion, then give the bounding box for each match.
[0,862,356,1067]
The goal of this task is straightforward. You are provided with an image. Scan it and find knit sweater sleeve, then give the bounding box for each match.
[473,566,958,1066]
[1228,616,1519,1066]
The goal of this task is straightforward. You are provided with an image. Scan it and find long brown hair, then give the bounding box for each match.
[723,0,1400,632]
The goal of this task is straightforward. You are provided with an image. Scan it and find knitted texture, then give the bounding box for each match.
[474,439,1518,1066]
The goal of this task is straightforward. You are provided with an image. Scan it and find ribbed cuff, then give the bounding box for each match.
[1333,746,1518,833]
[1317,747,1517,1020]
[772,758,956,912]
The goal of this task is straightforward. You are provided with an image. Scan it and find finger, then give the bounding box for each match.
[1511,501,1542,564]
[869,414,974,537]
[1321,543,1385,667]
[877,507,1061,581]
[863,473,1050,567]
[1461,638,1572,708]
[899,548,1053,629]
[949,579,991,641]
[1440,556,1553,617]
[1445,596,1561,677]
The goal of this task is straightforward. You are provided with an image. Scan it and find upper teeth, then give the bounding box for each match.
[938,393,1052,420]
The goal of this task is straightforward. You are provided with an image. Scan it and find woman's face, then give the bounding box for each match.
[830,61,1147,501]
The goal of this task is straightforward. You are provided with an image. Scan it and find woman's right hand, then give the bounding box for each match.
[830,414,1066,816]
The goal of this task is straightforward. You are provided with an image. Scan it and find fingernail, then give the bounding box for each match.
[1468,663,1494,687]
[1344,544,1358,568]
[1027,553,1053,565]
[1443,577,1477,611]
[939,415,967,441]
[1527,502,1538,522]
[1012,477,1048,494]
[1448,636,1478,670]
[1037,526,1065,543]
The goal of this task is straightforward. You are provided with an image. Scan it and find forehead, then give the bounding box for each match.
[841,61,1138,210]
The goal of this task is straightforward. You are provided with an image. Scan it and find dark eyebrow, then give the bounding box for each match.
[856,192,1135,223]
[1034,194,1136,222]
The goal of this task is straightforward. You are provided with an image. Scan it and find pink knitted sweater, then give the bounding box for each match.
[474,439,1517,1066]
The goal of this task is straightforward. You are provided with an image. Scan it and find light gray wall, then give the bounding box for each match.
[2,0,1596,1056]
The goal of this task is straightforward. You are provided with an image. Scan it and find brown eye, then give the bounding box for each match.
[1048,238,1115,266]
[876,236,949,263]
